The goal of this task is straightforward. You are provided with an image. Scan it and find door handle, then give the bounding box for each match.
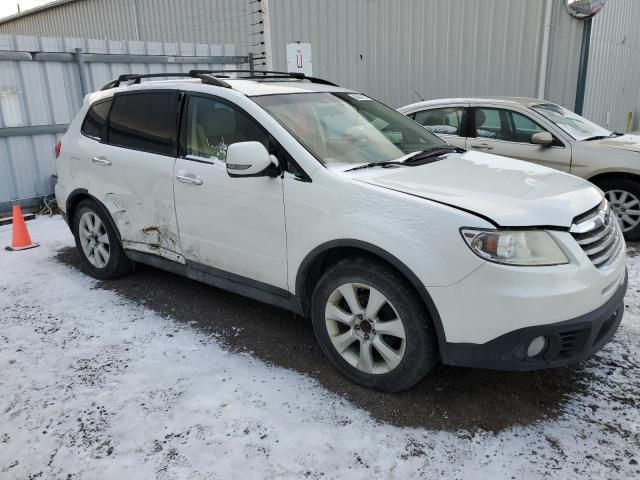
[91,156,111,166]
[470,143,493,150]
[176,174,203,185]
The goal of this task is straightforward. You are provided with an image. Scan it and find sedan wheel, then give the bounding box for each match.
[325,283,406,375]
[605,189,640,234]
[78,211,111,268]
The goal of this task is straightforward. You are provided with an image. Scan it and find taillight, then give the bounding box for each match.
[54,140,61,159]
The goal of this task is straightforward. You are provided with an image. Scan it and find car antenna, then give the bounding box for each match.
[414,90,425,101]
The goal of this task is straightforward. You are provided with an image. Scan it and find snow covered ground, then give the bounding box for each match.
[0,216,638,479]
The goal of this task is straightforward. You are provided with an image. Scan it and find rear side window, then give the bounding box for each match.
[81,99,112,140]
[413,107,465,136]
[107,92,177,156]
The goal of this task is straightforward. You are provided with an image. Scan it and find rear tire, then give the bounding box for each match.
[596,178,640,241]
[72,199,134,280]
[311,256,438,392]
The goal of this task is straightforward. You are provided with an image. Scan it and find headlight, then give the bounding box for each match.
[460,229,569,266]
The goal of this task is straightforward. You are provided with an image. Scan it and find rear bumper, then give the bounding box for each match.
[443,268,627,371]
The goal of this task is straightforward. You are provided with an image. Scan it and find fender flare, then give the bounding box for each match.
[295,239,448,355]
[66,188,122,241]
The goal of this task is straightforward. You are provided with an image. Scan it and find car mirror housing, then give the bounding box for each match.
[531,131,554,146]
[226,141,276,177]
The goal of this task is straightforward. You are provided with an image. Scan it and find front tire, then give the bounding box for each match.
[311,256,438,392]
[72,200,134,279]
[596,178,640,241]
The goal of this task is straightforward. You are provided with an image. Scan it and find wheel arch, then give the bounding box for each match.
[66,189,122,241]
[295,239,447,354]
[588,171,640,186]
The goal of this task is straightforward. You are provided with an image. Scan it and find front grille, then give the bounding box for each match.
[570,200,624,269]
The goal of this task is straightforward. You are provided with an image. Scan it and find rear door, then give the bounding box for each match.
[87,90,183,261]
[468,106,571,172]
[407,105,469,149]
[173,94,288,290]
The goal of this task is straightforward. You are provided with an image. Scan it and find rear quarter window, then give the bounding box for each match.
[81,99,112,141]
[107,92,178,156]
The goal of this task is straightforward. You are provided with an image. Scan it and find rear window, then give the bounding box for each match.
[81,99,112,140]
[107,92,178,156]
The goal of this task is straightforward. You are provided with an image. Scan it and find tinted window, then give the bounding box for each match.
[475,108,547,143]
[81,99,112,140]
[107,92,177,156]
[413,107,465,136]
[185,96,269,161]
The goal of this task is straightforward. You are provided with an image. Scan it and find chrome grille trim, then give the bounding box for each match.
[570,200,625,269]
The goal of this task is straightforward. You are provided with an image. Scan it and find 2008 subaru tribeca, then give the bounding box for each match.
[54,70,627,392]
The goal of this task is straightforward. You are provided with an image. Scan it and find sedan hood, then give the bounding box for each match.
[352,151,602,227]
[586,133,640,153]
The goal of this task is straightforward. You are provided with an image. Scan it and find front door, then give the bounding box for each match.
[173,94,288,290]
[468,107,571,172]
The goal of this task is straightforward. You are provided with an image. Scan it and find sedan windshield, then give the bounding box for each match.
[253,92,445,167]
[531,103,611,141]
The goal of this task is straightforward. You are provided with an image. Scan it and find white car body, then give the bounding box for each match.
[398,97,640,239]
[55,76,627,385]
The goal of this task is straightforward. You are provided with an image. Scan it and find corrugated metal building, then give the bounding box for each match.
[2,0,638,130]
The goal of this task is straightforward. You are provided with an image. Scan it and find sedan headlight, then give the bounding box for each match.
[460,229,568,266]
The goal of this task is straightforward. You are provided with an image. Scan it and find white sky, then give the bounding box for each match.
[0,0,55,20]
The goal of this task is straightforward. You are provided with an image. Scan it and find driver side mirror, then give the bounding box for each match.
[531,131,554,146]
[226,141,278,178]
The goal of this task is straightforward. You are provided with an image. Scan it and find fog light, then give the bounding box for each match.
[527,336,547,358]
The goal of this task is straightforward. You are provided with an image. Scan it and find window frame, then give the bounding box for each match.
[470,106,565,148]
[105,89,180,157]
[80,98,113,142]
[178,92,311,182]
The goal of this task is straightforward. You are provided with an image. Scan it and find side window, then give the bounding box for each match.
[107,92,177,156]
[413,107,464,136]
[185,96,269,161]
[81,99,112,141]
[509,111,546,143]
[475,108,546,143]
[474,108,504,139]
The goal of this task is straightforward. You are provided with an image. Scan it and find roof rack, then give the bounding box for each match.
[100,69,338,91]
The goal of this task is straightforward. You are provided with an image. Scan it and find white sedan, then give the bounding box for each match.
[399,98,640,239]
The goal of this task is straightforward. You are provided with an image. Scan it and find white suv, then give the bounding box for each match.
[55,71,627,392]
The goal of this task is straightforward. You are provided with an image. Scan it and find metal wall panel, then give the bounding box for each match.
[267,0,583,109]
[583,0,640,132]
[0,34,240,209]
[0,0,254,55]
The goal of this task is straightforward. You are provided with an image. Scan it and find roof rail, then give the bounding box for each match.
[100,72,231,91]
[189,69,339,86]
[99,69,338,91]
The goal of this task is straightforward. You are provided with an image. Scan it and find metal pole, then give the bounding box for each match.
[574,18,592,115]
[74,47,89,97]
[248,52,255,75]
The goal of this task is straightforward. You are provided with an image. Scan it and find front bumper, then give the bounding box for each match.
[443,269,627,371]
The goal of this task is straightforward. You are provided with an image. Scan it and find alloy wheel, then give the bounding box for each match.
[605,189,640,233]
[324,283,406,374]
[78,211,111,268]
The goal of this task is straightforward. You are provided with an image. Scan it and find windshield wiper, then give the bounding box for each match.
[583,135,609,141]
[402,145,463,164]
[344,160,405,172]
[344,145,463,172]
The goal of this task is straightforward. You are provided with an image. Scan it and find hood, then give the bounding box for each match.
[586,134,640,153]
[352,151,602,227]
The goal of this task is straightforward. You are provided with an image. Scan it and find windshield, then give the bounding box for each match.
[531,103,611,141]
[253,92,445,167]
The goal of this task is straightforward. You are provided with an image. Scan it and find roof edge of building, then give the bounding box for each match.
[0,0,79,25]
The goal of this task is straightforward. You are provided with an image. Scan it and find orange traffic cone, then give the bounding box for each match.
[5,205,39,251]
